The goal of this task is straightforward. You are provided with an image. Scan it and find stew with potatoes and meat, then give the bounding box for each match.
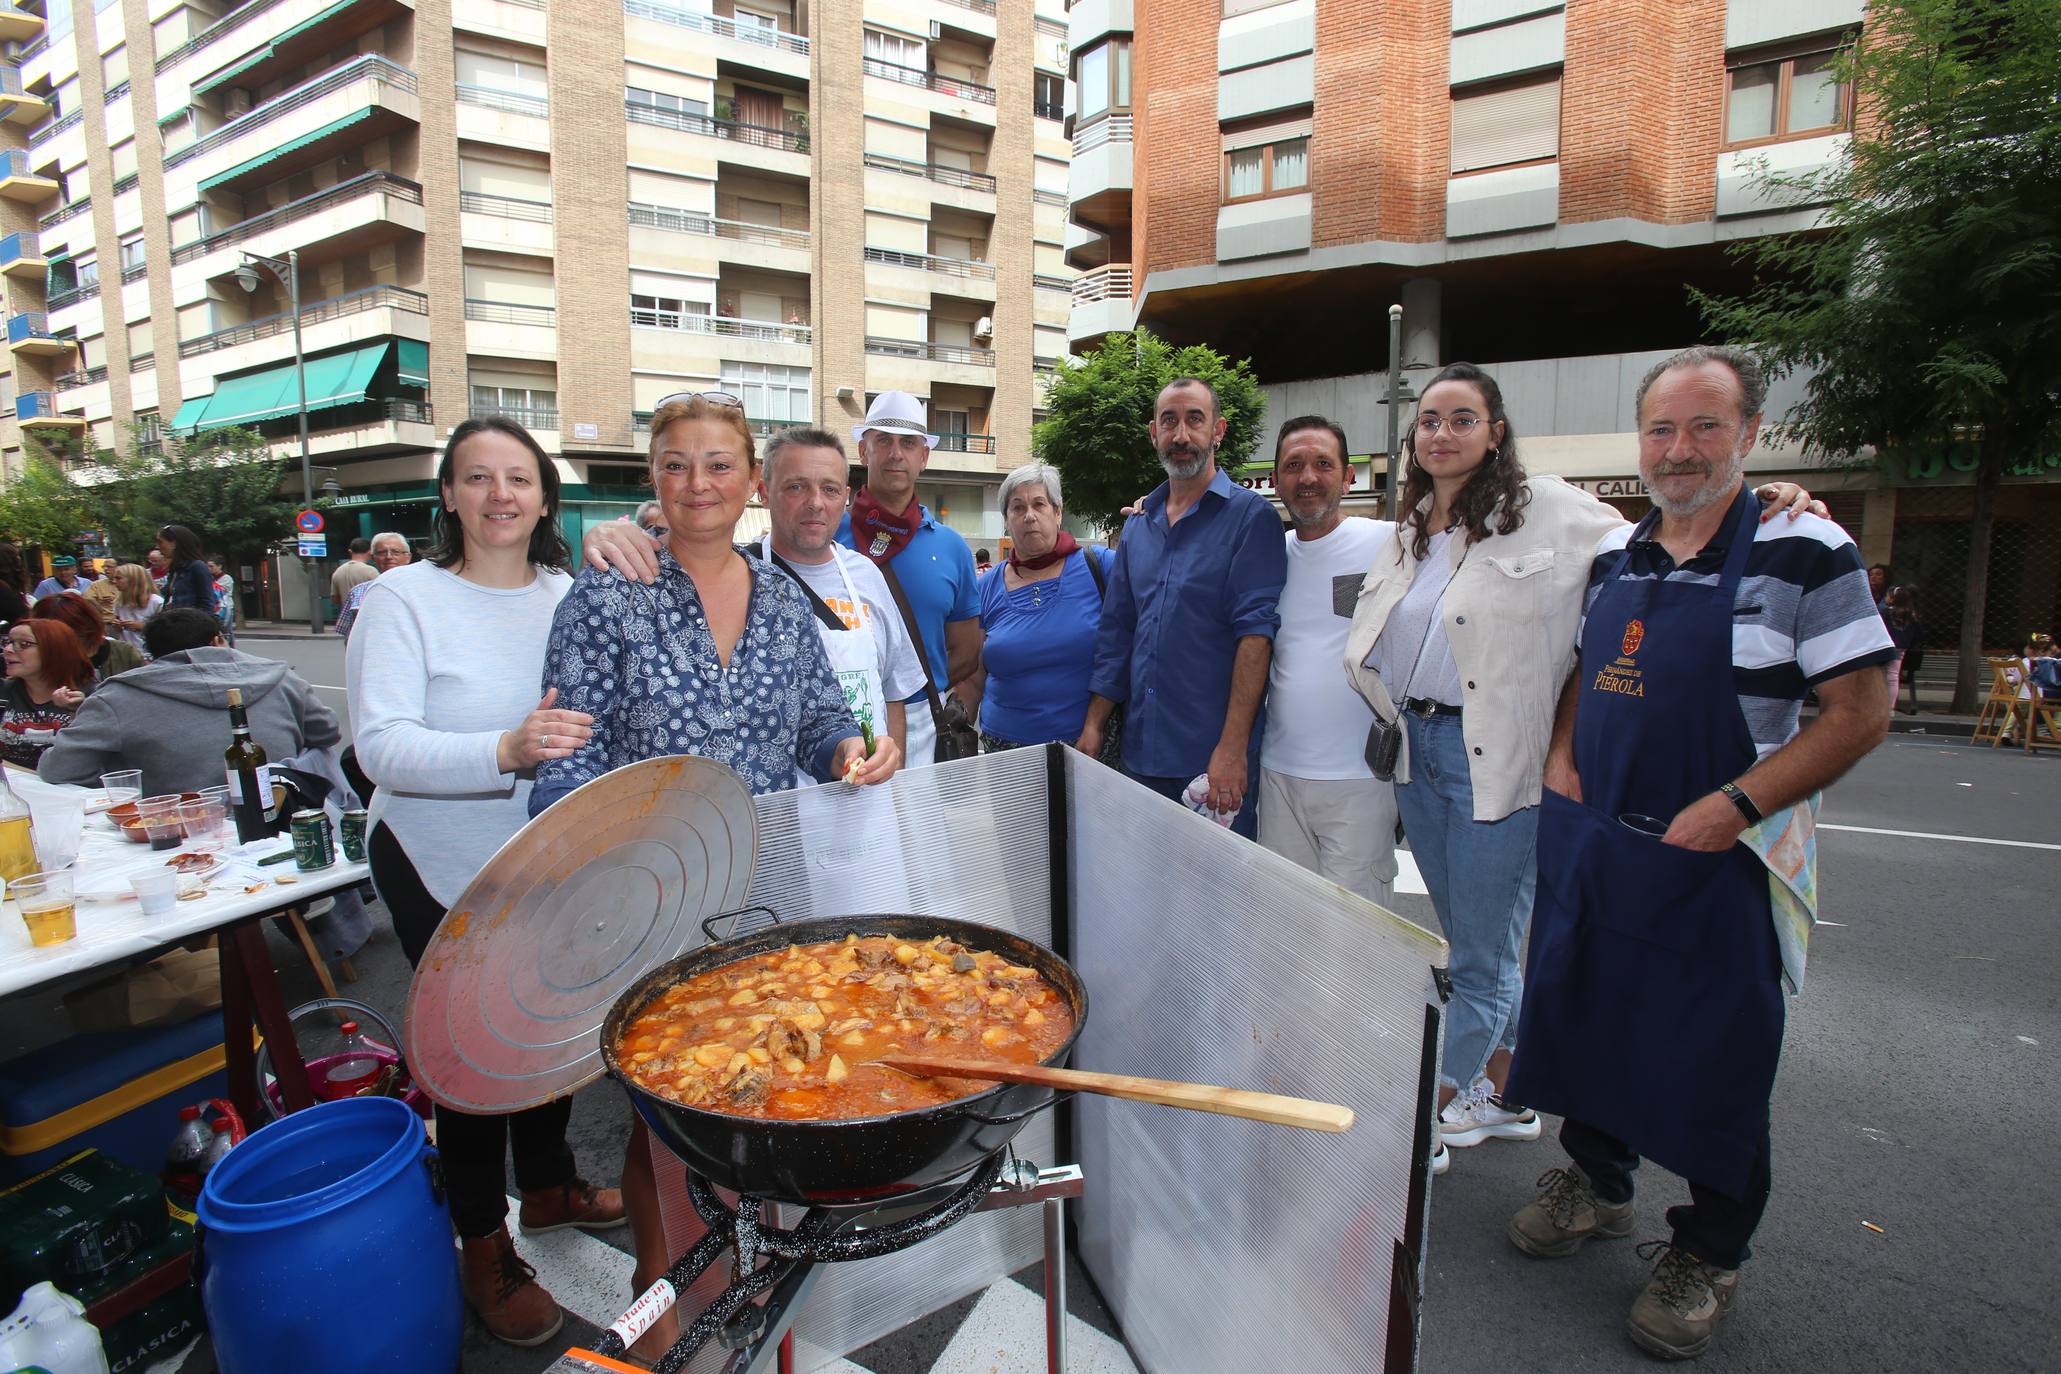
[617,933,1073,1120]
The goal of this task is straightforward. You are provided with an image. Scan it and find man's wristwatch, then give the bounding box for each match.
[1719,781,1763,826]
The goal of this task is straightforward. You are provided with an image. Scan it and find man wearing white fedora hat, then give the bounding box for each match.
[836,391,983,766]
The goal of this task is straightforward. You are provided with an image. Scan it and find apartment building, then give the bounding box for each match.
[0,0,1075,597]
[1064,0,2061,653]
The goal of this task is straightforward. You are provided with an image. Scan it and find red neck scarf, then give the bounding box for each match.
[1010,531,1079,573]
[850,489,921,565]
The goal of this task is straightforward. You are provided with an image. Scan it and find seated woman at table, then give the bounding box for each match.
[33,592,142,680]
[976,462,1118,756]
[0,617,92,767]
[530,392,901,1360]
[348,416,655,1350]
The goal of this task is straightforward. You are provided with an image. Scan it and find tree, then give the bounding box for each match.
[1691,0,2061,711]
[85,427,304,562]
[1032,329,1266,530]
[0,449,97,552]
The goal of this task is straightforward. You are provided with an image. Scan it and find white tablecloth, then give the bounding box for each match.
[0,773,370,998]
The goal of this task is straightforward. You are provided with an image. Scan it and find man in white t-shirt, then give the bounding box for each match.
[1258,416,1401,905]
[757,427,926,754]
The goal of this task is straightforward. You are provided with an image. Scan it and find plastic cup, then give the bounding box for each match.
[100,770,143,806]
[130,868,178,917]
[14,870,76,947]
[135,795,187,852]
[179,799,228,849]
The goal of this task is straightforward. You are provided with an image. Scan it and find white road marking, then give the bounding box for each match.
[1818,823,2061,852]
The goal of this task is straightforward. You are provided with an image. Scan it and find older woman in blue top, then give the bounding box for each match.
[977,462,1118,755]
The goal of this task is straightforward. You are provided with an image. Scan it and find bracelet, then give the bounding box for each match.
[1719,781,1763,826]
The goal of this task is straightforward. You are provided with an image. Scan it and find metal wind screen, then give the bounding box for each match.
[1065,751,1447,1373]
[742,749,1057,1368]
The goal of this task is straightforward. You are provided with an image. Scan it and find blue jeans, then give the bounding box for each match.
[1395,712,1537,1091]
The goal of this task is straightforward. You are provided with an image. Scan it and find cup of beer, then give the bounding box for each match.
[14,870,76,947]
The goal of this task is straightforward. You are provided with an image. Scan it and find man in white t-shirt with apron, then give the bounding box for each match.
[1259,415,1400,905]
[757,428,926,754]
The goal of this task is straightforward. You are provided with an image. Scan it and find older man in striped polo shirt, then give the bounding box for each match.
[1502,345,1893,1362]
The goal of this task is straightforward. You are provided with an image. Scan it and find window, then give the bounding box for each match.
[1074,38,1130,123]
[1725,46,1848,146]
[471,384,556,417]
[1034,71,1063,120]
[135,410,161,445]
[864,29,924,70]
[721,362,810,423]
[1222,116,1311,201]
[630,294,710,330]
[626,86,709,119]
[1449,76,1561,174]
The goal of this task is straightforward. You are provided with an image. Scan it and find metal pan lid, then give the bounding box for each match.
[405,755,756,1113]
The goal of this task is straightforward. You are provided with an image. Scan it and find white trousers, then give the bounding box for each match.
[1258,768,1400,908]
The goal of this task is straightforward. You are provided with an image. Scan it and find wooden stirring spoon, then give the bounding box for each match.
[876,1055,1354,1133]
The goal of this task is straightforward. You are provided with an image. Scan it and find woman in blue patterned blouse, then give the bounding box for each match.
[528,392,900,1361]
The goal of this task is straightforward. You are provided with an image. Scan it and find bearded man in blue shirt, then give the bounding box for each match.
[1076,377,1288,838]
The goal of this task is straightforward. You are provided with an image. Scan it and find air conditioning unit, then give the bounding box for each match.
[973,316,993,341]
[223,88,252,118]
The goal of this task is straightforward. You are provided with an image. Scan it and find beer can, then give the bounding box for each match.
[339,808,368,863]
[291,809,336,871]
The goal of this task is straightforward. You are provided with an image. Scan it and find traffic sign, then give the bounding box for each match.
[296,509,325,533]
[297,536,327,559]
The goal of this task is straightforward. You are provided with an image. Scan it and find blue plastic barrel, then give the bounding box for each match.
[196,1096,461,1373]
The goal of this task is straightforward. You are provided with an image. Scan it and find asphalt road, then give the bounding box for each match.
[235,630,352,745]
[50,641,2053,1372]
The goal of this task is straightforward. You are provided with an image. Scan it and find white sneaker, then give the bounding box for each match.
[1439,1081,1543,1148]
[1431,1139,1450,1176]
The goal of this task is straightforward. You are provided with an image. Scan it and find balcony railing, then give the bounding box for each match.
[1034,273,1071,292]
[1034,355,1061,373]
[464,298,555,327]
[622,0,809,55]
[45,279,97,311]
[938,0,996,11]
[862,152,996,194]
[625,100,808,152]
[455,83,547,119]
[378,398,432,424]
[864,335,996,367]
[1033,188,1067,207]
[171,170,423,265]
[7,310,55,343]
[461,189,552,222]
[164,55,417,170]
[121,261,147,282]
[103,79,128,103]
[626,202,808,249]
[155,0,288,72]
[1034,101,1063,121]
[1072,113,1133,156]
[863,246,996,281]
[112,173,138,196]
[18,36,47,63]
[932,432,997,454]
[0,66,25,96]
[129,351,154,372]
[55,363,105,389]
[0,230,39,263]
[1072,263,1133,304]
[1034,16,1067,38]
[470,403,557,430]
[862,58,996,106]
[17,391,65,420]
[631,310,811,344]
[37,195,87,230]
[27,106,78,147]
[178,282,428,357]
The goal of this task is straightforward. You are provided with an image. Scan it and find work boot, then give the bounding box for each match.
[519,1177,627,1234]
[1626,1241,1739,1360]
[459,1227,564,1348]
[1507,1166,1634,1258]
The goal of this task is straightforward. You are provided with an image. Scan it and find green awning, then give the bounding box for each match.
[395,338,427,388]
[196,107,377,193]
[194,0,362,96]
[174,341,392,433]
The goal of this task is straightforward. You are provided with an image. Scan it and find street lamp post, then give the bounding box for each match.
[1383,304,1404,523]
[236,249,321,636]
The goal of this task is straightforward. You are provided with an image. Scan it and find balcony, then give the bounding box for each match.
[626,204,808,250]
[631,310,810,345]
[863,246,996,282]
[864,336,996,368]
[172,171,425,267]
[7,311,71,356]
[622,0,809,56]
[932,432,997,454]
[130,352,154,372]
[1069,114,1134,235]
[16,392,83,428]
[37,195,88,232]
[166,56,419,197]
[54,363,106,389]
[0,66,49,125]
[155,0,289,73]
[0,148,57,202]
[462,190,551,222]
[1034,100,1064,121]
[625,99,809,154]
[464,297,556,359]
[26,105,78,149]
[470,403,558,431]
[1068,262,1133,342]
[863,57,996,107]
[455,83,547,119]
[45,277,97,312]
[0,230,44,280]
[178,282,428,358]
[0,1,43,43]
[863,152,997,196]
[464,298,554,327]
[938,0,996,13]
[188,0,410,100]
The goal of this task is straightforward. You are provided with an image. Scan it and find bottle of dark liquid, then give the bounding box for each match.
[224,687,272,843]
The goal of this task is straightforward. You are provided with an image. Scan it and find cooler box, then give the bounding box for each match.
[0,1016,237,1184]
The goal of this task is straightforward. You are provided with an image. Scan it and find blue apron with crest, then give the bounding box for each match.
[1505,492,1784,1199]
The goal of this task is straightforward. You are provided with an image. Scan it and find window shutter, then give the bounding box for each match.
[1450,77,1561,174]
[1222,113,1313,153]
